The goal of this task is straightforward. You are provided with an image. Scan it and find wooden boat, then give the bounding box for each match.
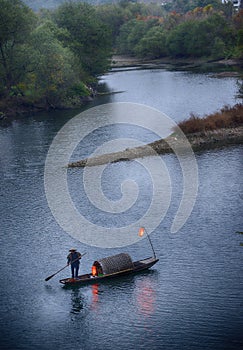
[59,253,159,286]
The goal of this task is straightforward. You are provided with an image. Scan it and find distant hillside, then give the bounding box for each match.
[23,0,102,11]
[23,0,65,10]
[23,0,169,11]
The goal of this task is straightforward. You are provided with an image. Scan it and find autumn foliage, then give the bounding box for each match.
[178,104,243,134]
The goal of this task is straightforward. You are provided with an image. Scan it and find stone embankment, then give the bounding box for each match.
[68,126,243,168]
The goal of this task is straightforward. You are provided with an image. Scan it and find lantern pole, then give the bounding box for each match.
[139,227,156,259]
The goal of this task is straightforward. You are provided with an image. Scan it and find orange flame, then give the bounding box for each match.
[92,265,97,276]
[138,227,145,237]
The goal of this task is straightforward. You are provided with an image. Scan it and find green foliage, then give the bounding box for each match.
[69,82,90,97]
[96,2,166,46]
[135,27,167,59]
[23,0,66,11]
[0,0,36,92]
[54,2,112,76]
[0,0,36,44]
[116,20,135,55]
[164,0,224,13]
[166,21,191,57]
[21,21,82,108]
[116,18,160,55]
[232,10,243,58]
[116,5,237,60]
[0,0,242,113]
[96,4,129,45]
[166,13,233,58]
[232,29,243,59]
[0,0,113,110]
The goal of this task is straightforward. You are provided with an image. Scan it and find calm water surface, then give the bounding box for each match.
[98,67,242,121]
[0,68,242,350]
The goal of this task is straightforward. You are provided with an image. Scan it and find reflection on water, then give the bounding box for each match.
[91,284,99,309]
[70,289,84,314]
[0,67,242,350]
[135,276,157,317]
[68,270,159,318]
[99,68,242,122]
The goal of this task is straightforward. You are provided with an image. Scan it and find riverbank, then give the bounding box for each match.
[0,93,94,124]
[1,55,242,123]
[111,55,243,71]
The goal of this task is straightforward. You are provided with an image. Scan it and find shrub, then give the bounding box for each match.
[177,104,243,134]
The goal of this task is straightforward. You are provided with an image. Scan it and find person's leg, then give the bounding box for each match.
[75,265,79,278]
[71,265,74,278]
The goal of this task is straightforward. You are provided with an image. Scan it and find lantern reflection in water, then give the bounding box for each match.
[91,284,99,308]
[136,278,156,317]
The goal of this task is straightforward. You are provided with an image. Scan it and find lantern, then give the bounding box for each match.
[92,265,97,276]
[138,227,145,237]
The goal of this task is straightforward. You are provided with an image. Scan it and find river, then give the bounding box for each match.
[0,65,242,350]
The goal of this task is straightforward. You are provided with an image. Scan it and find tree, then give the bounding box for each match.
[54,2,112,77]
[22,21,82,108]
[164,0,223,13]
[195,0,222,9]
[232,10,243,58]
[96,4,128,45]
[166,21,191,57]
[116,18,159,55]
[135,26,167,58]
[0,0,36,93]
[166,12,235,58]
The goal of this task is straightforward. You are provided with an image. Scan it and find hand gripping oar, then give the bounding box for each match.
[45,252,86,281]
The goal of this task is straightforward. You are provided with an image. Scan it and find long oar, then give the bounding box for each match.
[45,252,86,281]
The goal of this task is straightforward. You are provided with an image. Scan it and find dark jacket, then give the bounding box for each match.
[67,251,81,266]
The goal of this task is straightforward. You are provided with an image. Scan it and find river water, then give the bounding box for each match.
[0,66,242,350]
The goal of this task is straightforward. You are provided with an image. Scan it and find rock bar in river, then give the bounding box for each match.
[68,127,243,168]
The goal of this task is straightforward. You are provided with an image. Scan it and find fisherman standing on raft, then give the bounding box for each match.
[67,248,82,278]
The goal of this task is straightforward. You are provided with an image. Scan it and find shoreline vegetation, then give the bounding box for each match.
[1,1,243,121]
[1,54,242,157]
[1,1,243,119]
[1,1,243,157]
[1,54,242,122]
[68,104,243,168]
